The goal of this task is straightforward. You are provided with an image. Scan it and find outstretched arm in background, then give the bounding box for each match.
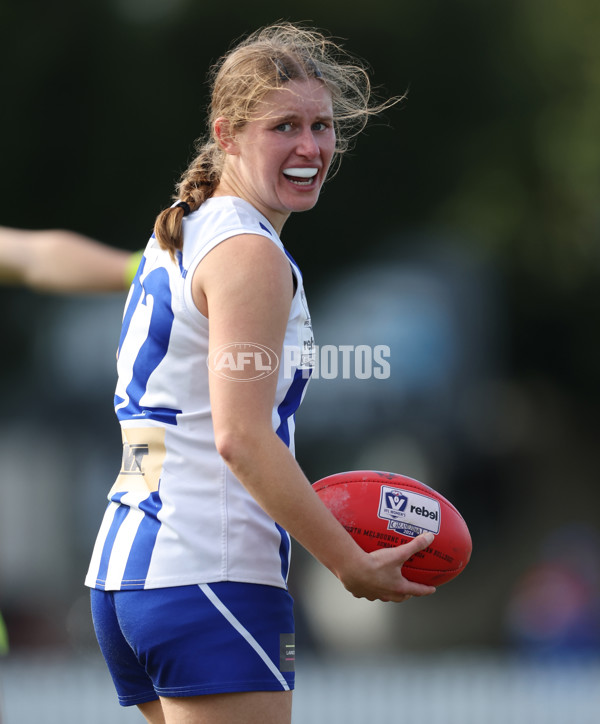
[0,226,138,293]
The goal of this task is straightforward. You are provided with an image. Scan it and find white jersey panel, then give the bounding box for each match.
[85,197,314,591]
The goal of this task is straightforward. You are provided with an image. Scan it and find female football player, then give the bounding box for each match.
[84,22,436,724]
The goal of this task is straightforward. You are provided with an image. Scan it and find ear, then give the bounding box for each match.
[214,117,240,154]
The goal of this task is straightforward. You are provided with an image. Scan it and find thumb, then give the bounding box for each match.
[396,531,435,564]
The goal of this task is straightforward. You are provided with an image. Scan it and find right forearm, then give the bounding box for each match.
[219,428,366,582]
[220,427,437,602]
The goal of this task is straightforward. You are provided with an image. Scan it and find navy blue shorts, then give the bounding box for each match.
[90,582,295,707]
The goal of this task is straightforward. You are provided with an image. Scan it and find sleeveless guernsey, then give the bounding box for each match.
[85,196,314,591]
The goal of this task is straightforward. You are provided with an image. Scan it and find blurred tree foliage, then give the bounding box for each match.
[1,0,599,396]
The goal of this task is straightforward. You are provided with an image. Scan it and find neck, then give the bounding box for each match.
[213,175,289,235]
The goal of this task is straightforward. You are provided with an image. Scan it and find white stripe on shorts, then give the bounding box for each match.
[198,583,290,691]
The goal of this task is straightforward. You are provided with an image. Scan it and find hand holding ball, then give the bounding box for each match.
[313,470,472,587]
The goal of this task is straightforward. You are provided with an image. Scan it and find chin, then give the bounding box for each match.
[286,194,321,213]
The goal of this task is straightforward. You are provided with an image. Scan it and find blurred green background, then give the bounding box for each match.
[1,0,599,683]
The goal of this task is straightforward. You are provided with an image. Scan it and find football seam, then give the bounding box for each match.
[405,564,464,573]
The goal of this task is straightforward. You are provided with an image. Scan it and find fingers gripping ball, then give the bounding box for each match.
[313,470,472,586]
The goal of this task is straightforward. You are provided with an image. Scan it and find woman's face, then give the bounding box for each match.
[218,79,336,232]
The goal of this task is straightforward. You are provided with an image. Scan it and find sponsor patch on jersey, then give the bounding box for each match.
[110,426,166,496]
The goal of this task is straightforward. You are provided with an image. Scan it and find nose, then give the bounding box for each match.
[296,127,320,158]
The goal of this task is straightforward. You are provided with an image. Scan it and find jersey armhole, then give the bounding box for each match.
[181,229,287,324]
[290,264,298,296]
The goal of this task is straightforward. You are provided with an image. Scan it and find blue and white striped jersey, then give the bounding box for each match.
[85,196,314,591]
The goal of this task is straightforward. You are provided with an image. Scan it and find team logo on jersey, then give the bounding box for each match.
[207,343,279,381]
[377,485,441,537]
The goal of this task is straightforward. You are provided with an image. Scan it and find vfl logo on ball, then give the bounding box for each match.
[377,485,441,537]
[207,343,279,381]
[383,489,409,516]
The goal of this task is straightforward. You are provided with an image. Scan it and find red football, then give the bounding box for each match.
[313,470,472,586]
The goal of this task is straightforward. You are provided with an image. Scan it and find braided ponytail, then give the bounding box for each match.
[154,141,223,261]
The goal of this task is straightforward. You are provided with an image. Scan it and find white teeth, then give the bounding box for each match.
[283,167,318,178]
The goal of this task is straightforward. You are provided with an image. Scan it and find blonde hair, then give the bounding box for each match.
[154,22,397,259]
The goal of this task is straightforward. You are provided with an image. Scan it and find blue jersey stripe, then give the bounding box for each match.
[95,493,130,589]
[274,367,309,584]
[275,368,310,447]
[283,249,300,275]
[120,491,163,588]
[115,404,181,425]
[275,523,291,582]
[116,265,182,425]
[118,255,146,356]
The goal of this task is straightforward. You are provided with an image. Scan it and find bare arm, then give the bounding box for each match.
[194,234,436,602]
[0,226,133,292]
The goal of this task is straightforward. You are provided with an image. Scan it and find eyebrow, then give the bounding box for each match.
[269,110,334,123]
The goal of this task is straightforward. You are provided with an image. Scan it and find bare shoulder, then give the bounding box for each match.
[201,233,289,276]
[192,234,293,316]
